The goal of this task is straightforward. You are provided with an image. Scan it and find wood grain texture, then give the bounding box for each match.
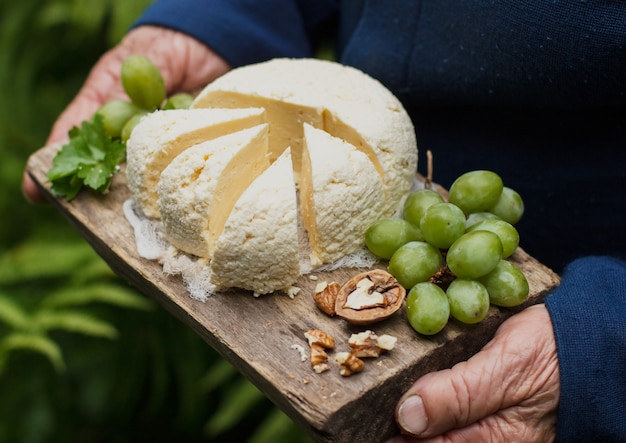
[26,144,560,442]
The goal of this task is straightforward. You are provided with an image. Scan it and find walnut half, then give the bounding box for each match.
[335,270,406,325]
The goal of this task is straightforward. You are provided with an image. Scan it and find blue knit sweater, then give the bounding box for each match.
[135,1,626,440]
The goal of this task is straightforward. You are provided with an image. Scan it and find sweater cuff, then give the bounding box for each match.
[545,256,626,442]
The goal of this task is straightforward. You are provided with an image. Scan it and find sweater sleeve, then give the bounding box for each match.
[132,0,338,67]
[544,256,626,442]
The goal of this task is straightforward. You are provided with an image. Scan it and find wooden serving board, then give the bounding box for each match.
[26,144,560,442]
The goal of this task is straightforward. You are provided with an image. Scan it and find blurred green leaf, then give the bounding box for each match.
[41,283,154,311]
[33,310,118,339]
[0,292,30,330]
[67,256,117,284]
[197,357,239,393]
[247,407,315,443]
[204,378,266,437]
[0,332,65,374]
[0,239,99,284]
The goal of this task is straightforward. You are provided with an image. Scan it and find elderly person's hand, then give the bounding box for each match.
[387,304,559,443]
[22,25,230,203]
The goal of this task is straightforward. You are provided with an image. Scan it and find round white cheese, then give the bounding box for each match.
[125,58,418,295]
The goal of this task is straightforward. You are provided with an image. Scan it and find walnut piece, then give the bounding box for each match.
[348,330,397,358]
[310,344,330,373]
[335,351,365,377]
[335,270,406,325]
[304,329,335,373]
[313,281,340,316]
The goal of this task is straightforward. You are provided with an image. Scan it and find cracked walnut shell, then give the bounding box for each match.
[335,269,406,325]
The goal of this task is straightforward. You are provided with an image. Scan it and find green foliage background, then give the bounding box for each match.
[0,1,312,441]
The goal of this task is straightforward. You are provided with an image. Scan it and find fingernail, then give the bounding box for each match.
[397,395,428,436]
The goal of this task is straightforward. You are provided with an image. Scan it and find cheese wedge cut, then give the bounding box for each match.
[210,148,300,294]
[157,124,270,258]
[191,58,417,217]
[300,124,385,267]
[126,107,266,218]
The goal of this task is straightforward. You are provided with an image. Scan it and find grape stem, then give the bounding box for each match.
[428,263,456,291]
[424,149,433,190]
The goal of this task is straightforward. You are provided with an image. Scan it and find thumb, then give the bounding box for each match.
[393,304,557,439]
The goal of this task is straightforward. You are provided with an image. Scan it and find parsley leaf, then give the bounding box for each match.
[47,115,126,200]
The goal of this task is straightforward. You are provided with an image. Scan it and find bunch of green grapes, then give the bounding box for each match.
[365,170,529,335]
[94,55,194,143]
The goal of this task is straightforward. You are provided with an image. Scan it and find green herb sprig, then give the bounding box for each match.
[46,55,192,201]
[46,115,125,200]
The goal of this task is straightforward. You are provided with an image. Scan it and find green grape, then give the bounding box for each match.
[121,112,147,144]
[420,202,466,249]
[365,218,423,260]
[446,279,490,324]
[94,100,144,139]
[479,260,529,307]
[406,282,450,335]
[388,241,442,289]
[465,211,500,229]
[488,186,524,225]
[121,55,166,110]
[447,230,503,279]
[467,219,519,258]
[448,170,504,215]
[163,92,194,110]
[403,189,444,227]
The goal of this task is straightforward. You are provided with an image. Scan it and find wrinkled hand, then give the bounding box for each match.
[22,25,230,203]
[387,304,559,443]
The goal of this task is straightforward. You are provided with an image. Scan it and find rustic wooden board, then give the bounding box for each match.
[26,143,560,442]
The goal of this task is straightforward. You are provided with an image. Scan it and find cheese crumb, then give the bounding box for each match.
[290,344,308,362]
[286,286,301,299]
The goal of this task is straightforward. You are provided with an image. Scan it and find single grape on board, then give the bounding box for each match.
[446,230,503,279]
[488,186,525,225]
[403,189,444,228]
[163,93,195,110]
[448,170,504,215]
[406,282,450,335]
[446,279,490,324]
[479,260,530,307]
[467,218,519,258]
[95,100,144,139]
[420,202,466,249]
[365,218,423,260]
[388,241,442,289]
[121,55,167,111]
[465,211,500,229]
[121,113,147,144]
